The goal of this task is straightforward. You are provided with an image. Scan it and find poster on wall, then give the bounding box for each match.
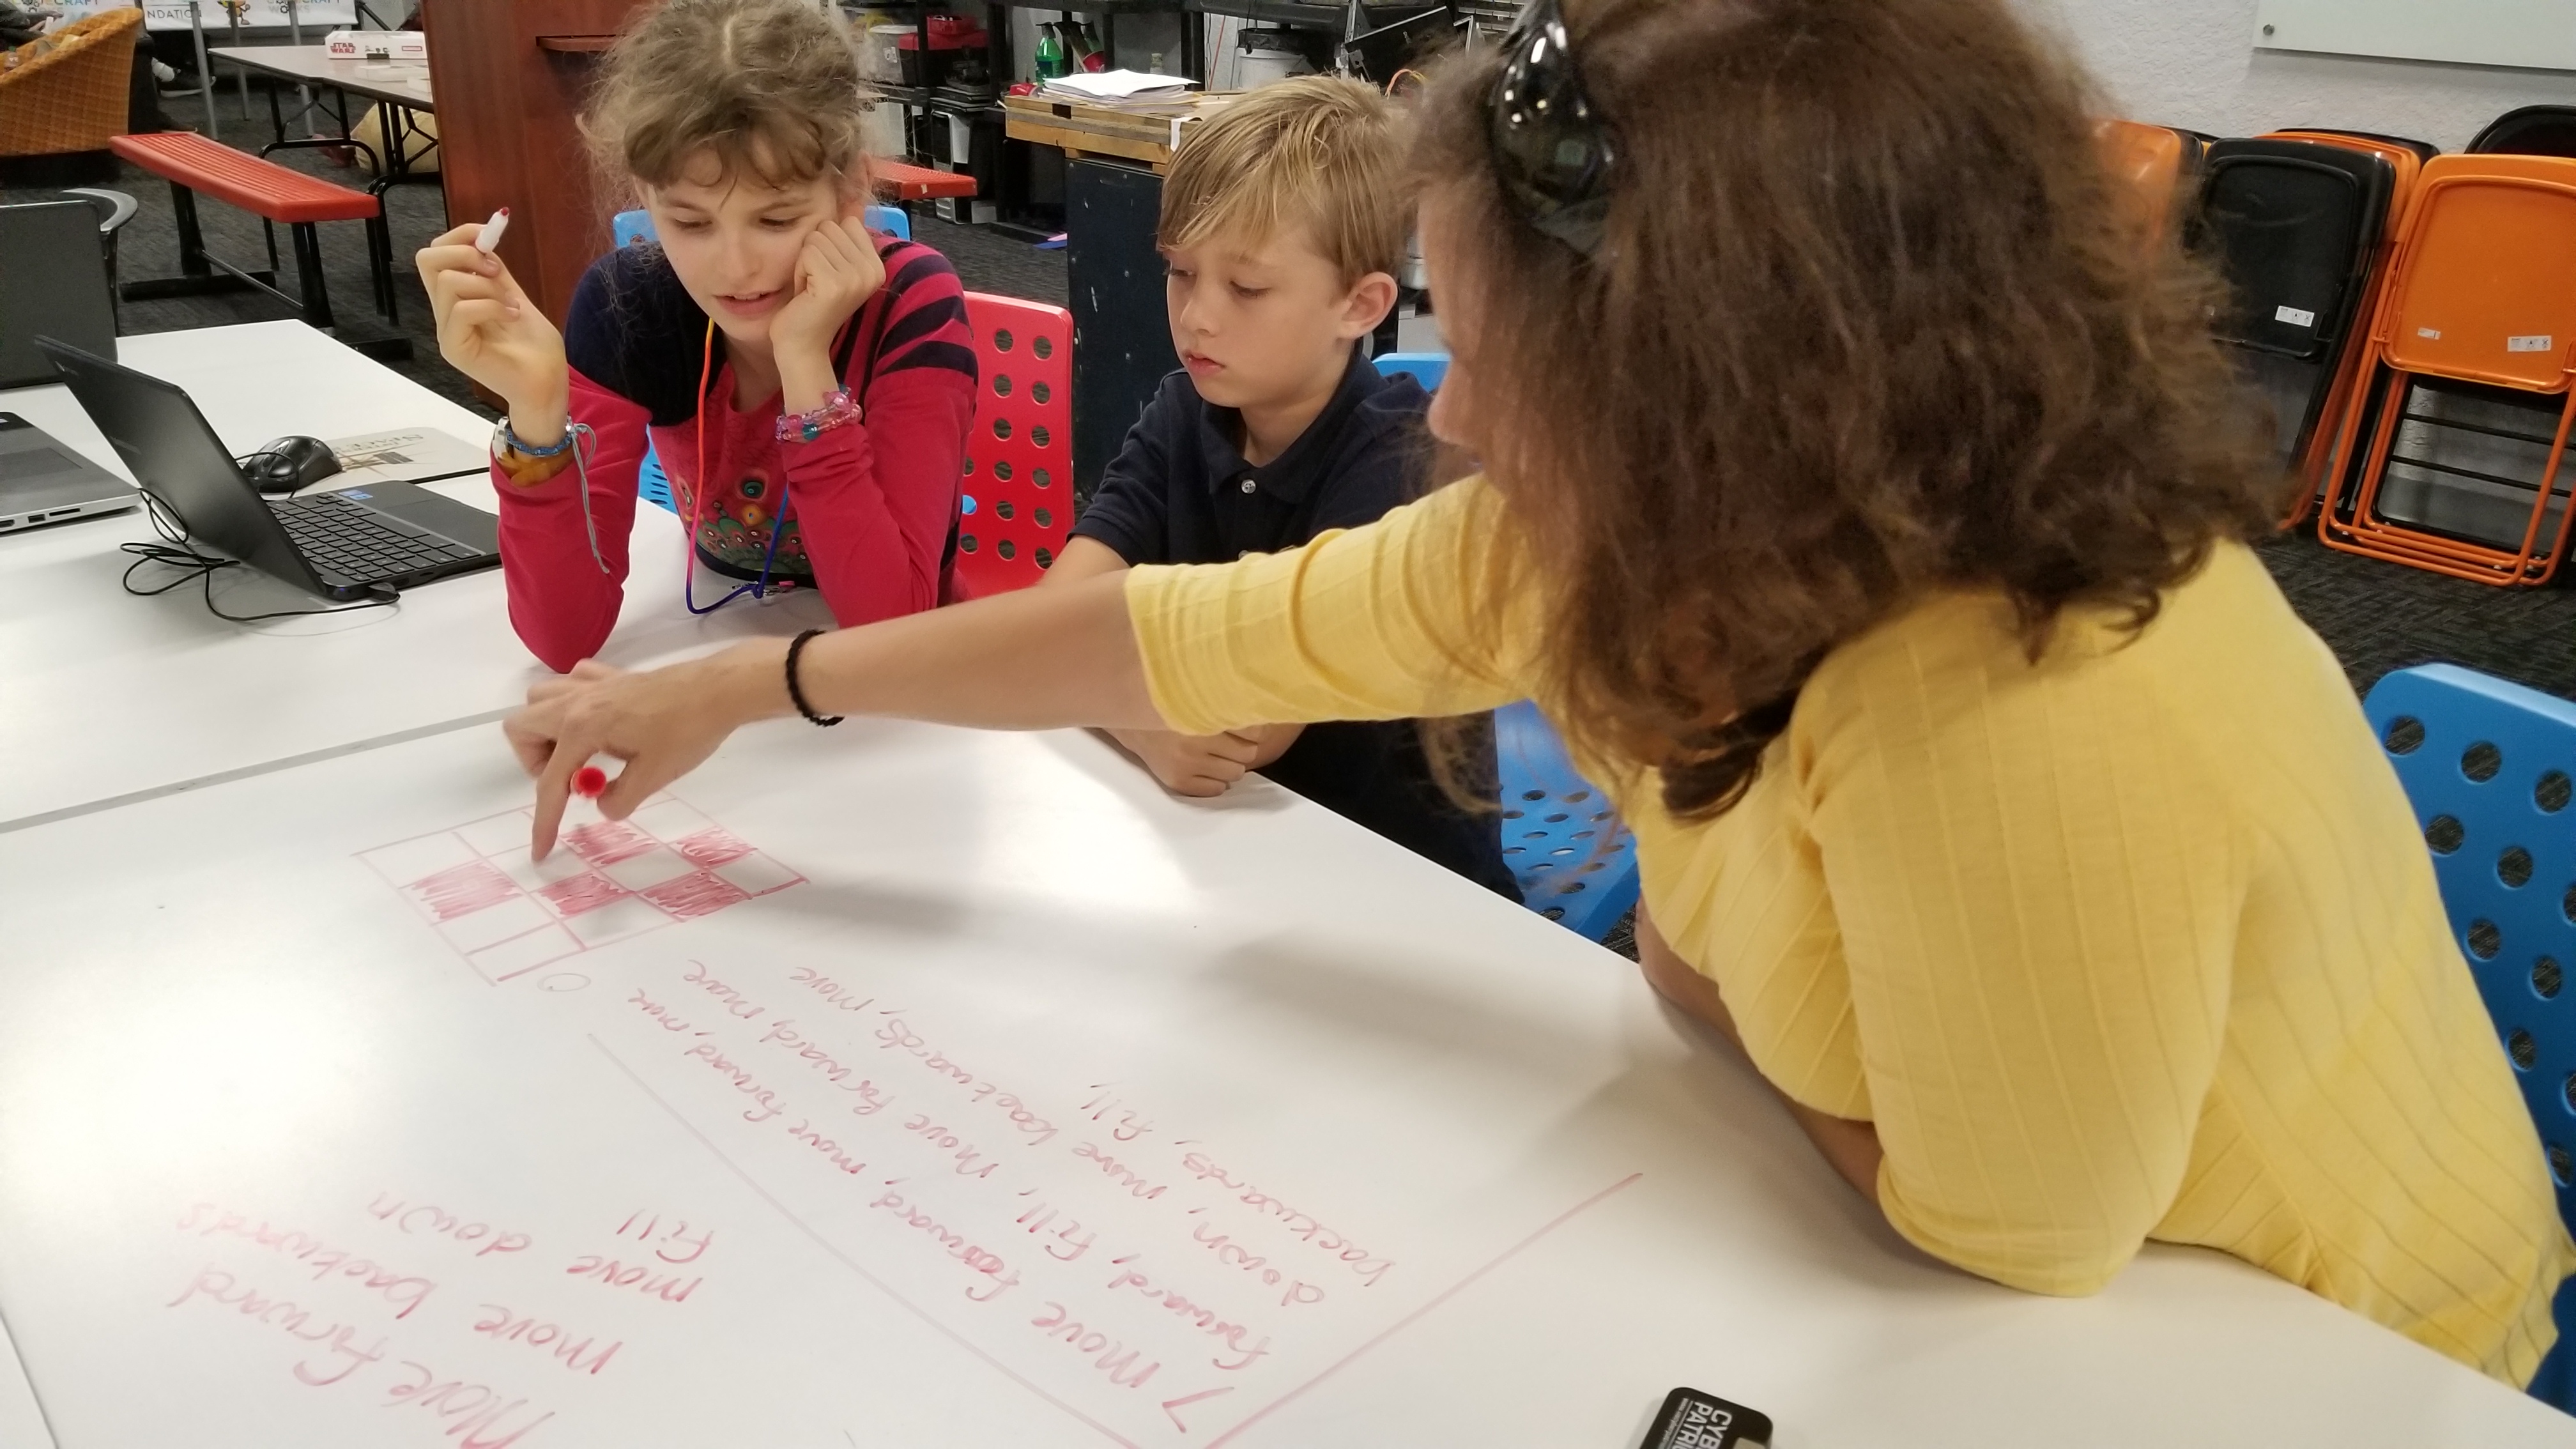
[56,0,362,33]
[2255,0,2576,73]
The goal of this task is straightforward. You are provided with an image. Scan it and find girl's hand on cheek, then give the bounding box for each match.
[770,207,886,369]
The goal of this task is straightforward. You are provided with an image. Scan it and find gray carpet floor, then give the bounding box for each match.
[16,118,2576,963]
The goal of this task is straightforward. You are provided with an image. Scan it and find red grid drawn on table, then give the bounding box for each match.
[356,795,804,984]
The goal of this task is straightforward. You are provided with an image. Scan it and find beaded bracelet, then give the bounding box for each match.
[777,388,862,445]
[785,629,843,727]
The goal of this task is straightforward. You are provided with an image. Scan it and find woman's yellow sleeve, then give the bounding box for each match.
[1803,619,2244,1297]
[1124,476,1534,733]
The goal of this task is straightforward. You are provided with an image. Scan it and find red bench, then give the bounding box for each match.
[110,133,403,355]
[873,158,979,201]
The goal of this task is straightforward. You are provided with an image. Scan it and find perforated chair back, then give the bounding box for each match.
[1495,701,1641,941]
[2194,139,2395,470]
[2319,153,2576,585]
[2361,663,2576,1231]
[953,291,1073,595]
[2471,105,2576,159]
[1361,349,1639,940]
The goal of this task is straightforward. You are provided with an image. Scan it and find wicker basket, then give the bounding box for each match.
[0,7,142,160]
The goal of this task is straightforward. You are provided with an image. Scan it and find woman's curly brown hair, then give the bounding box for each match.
[1415,0,2285,822]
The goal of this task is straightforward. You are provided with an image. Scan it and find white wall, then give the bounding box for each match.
[2016,0,2576,151]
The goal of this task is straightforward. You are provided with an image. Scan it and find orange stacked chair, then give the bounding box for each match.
[2316,153,2576,585]
[2260,129,2437,526]
[2094,118,2201,245]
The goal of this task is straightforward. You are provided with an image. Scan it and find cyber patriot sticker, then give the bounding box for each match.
[2274,305,2317,328]
[2509,335,2556,353]
[1640,1387,1774,1449]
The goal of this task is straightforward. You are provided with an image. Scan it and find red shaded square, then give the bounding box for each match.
[408,860,519,922]
[563,820,659,866]
[537,871,631,917]
[641,870,752,921]
[673,827,755,869]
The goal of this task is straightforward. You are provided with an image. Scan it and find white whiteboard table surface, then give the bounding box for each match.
[0,321,828,831]
[0,719,2566,1448]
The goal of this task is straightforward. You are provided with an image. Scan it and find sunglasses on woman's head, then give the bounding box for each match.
[1487,0,1618,258]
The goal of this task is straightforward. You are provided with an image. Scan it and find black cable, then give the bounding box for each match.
[118,491,399,625]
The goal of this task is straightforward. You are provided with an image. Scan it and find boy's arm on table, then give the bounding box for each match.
[1043,538,1301,793]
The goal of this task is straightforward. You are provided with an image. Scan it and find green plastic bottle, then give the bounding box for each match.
[1033,22,1065,80]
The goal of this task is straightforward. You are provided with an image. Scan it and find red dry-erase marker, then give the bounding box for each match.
[475,206,510,254]
[571,765,608,799]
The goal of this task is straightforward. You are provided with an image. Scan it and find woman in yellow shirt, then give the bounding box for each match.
[499,0,2576,1394]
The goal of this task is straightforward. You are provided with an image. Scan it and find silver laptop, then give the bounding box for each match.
[0,200,117,390]
[0,411,137,534]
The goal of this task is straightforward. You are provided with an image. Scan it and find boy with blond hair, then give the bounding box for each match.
[1045,75,1516,898]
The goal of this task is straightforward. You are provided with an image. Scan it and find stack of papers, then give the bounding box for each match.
[1039,68,1197,102]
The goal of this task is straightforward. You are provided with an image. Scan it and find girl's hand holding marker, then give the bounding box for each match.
[417,205,572,452]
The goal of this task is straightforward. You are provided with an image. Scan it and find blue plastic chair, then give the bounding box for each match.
[1363,351,1640,941]
[1371,350,1447,392]
[611,204,912,514]
[1494,700,1641,939]
[609,205,910,248]
[2361,663,2576,1406]
[2364,665,2576,1213]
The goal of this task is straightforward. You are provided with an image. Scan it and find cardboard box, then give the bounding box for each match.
[323,28,426,61]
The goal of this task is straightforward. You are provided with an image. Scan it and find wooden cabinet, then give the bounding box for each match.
[423,0,652,326]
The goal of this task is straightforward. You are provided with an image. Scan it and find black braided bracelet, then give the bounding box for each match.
[784,629,843,727]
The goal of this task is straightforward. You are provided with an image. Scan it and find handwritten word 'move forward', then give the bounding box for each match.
[758,1019,893,1114]
[681,1040,790,1124]
[166,1265,390,1386]
[176,1202,437,1319]
[1179,1153,1393,1288]
[873,1013,1058,1145]
[1103,1264,1274,1371]
[868,1188,1020,1303]
[365,1195,533,1259]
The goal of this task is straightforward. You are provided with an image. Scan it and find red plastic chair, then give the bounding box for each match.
[954,293,1074,597]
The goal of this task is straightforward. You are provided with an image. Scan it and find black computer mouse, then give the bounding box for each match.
[243,434,342,495]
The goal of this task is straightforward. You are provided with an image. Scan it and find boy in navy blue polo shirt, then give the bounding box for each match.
[1041,76,1517,900]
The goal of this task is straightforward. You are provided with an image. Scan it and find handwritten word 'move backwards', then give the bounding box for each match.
[176,1203,437,1318]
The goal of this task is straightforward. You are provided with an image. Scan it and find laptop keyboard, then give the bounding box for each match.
[271,490,482,582]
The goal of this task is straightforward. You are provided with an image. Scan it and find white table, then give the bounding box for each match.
[0,321,829,832]
[0,719,2568,1448]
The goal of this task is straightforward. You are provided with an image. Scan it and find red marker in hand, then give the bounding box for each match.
[572,765,608,799]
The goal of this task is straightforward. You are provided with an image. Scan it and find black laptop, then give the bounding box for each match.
[40,339,500,601]
[0,200,116,390]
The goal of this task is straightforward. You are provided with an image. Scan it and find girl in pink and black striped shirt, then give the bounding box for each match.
[417,0,975,673]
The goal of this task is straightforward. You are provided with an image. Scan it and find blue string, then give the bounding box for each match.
[682,473,796,616]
